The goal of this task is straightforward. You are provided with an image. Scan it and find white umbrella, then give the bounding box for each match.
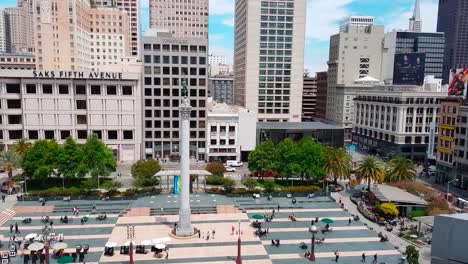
[28,242,44,251]
[105,242,117,247]
[155,244,166,250]
[25,233,38,240]
[51,242,67,250]
[140,240,152,246]
[124,241,136,246]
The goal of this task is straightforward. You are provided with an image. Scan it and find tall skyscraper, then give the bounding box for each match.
[315,71,328,120]
[437,0,468,83]
[142,30,208,161]
[5,6,34,53]
[409,0,422,32]
[91,0,141,56]
[149,0,208,39]
[34,0,132,71]
[326,18,384,142]
[302,76,317,121]
[0,9,11,53]
[233,0,307,122]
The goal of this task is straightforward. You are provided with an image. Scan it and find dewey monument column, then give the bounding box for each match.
[176,79,194,236]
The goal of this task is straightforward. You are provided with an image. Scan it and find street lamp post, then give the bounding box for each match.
[308,225,318,261]
[236,220,242,264]
[127,225,135,264]
[447,179,459,202]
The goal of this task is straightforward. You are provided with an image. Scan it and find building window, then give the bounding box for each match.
[122,86,132,95]
[108,130,118,140]
[76,100,87,110]
[59,85,69,94]
[123,130,133,140]
[44,130,55,139]
[43,84,53,94]
[7,100,21,109]
[28,130,39,140]
[77,115,87,125]
[60,130,71,140]
[75,85,86,95]
[91,85,101,95]
[7,115,21,124]
[107,86,117,95]
[93,131,102,139]
[6,84,20,93]
[9,130,23,140]
[26,84,36,94]
[77,130,87,139]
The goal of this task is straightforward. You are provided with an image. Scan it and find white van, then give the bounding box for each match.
[226,160,243,167]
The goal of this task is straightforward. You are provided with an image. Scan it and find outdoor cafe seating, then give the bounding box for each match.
[252,221,261,228]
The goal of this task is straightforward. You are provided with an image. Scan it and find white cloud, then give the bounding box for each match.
[210,0,234,15]
[384,0,438,32]
[141,0,149,8]
[222,17,235,27]
[306,0,355,41]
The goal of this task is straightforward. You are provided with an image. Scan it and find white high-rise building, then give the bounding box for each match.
[233,0,307,122]
[208,54,226,65]
[149,0,208,40]
[326,21,385,142]
[339,16,374,33]
[409,0,422,32]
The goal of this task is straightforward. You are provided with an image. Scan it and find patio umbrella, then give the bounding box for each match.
[252,214,264,220]
[105,242,117,247]
[25,233,38,240]
[52,242,68,250]
[321,218,334,224]
[140,240,152,246]
[57,256,74,263]
[28,242,44,251]
[155,244,166,250]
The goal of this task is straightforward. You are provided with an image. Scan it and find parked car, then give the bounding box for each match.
[226,160,243,167]
[225,166,236,172]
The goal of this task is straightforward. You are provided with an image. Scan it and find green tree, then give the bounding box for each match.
[296,139,326,181]
[12,138,31,155]
[248,140,279,176]
[385,156,416,182]
[205,162,225,176]
[0,150,22,189]
[263,179,276,193]
[405,245,419,264]
[222,178,235,193]
[82,134,116,180]
[323,147,351,183]
[21,140,60,182]
[241,178,257,192]
[131,160,161,187]
[355,157,385,191]
[56,137,87,181]
[277,138,301,180]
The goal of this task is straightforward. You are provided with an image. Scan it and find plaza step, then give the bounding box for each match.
[0,209,16,226]
[150,206,217,216]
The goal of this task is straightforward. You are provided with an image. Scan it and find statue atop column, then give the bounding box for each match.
[182,79,188,97]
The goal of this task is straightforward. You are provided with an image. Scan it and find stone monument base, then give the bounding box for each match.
[170,227,198,239]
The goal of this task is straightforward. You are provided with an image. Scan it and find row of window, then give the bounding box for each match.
[260,16,294,22]
[0,130,133,141]
[144,109,206,119]
[259,36,294,42]
[144,88,206,97]
[144,55,206,65]
[260,22,294,29]
[2,83,133,96]
[144,77,206,87]
[261,2,295,8]
[143,44,207,53]
[209,139,236,145]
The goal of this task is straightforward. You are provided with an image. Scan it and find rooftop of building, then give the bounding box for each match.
[435,213,468,221]
[370,184,427,206]
[207,99,252,115]
[256,122,342,131]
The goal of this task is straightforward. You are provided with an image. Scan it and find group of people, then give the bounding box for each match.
[197,229,216,240]
[361,253,379,263]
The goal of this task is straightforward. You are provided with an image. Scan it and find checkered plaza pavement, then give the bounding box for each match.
[0,193,403,264]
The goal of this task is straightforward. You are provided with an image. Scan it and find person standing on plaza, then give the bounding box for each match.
[232,225,235,235]
[212,229,215,239]
[348,218,352,225]
[277,204,280,211]
[2,195,5,202]
[14,222,19,234]
[372,254,377,263]
[334,250,339,262]
[198,229,201,238]
[206,231,210,240]
[9,224,13,233]
[361,253,366,262]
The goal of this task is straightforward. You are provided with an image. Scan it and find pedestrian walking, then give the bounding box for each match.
[14,222,19,234]
[231,225,235,235]
[348,218,352,225]
[50,221,54,228]
[81,218,84,225]
[263,210,267,218]
[9,225,13,233]
[206,231,210,240]
[334,250,339,262]
[198,229,201,238]
[372,254,377,263]
[2,195,5,202]
[165,248,169,259]
[361,253,366,262]
[272,209,275,216]
[277,204,280,211]
[212,229,215,239]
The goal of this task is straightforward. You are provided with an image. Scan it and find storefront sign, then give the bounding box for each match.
[32,71,123,80]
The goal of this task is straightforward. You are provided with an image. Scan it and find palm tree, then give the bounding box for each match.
[0,150,22,190]
[355,156,385,191]
[323,147,352,183]
[385,156,416,182]
[12,138,31,155]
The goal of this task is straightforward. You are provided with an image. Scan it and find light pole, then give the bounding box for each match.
[236,220,242,264]
[127,225,135,264]
[308,225,318,261]
[447,179,459,202]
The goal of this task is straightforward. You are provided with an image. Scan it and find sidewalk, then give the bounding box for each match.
[0,193,18,211]
[331,188,431,264]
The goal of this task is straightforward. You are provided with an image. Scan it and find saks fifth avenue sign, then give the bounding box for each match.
[33,71,123,80]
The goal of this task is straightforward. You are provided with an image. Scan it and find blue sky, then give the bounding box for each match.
[1,0,439,73]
